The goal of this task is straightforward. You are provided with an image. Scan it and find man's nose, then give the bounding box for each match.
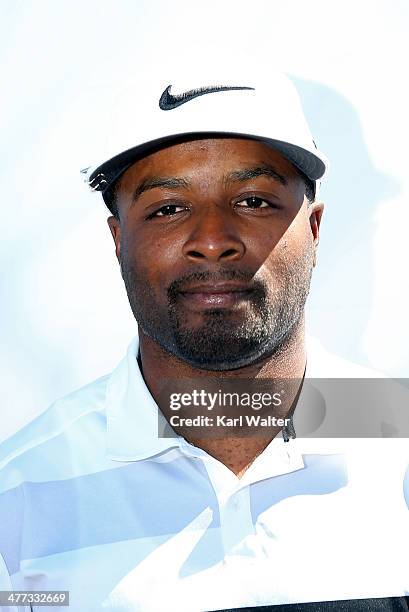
[181,207,245,263]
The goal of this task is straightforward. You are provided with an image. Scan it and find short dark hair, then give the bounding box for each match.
[103,181,121,218]
[303,174,316,207]
[103,167,316,219]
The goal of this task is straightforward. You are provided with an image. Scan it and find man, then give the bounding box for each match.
[0,74,408,611]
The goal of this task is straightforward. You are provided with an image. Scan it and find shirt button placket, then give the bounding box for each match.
[220,486,255,559]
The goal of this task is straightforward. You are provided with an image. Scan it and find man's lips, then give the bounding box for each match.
[178,282,254,309]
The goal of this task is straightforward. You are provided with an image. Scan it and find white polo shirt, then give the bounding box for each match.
[0,335,408,612]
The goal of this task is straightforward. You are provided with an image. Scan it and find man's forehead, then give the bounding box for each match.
[120,137,301,185]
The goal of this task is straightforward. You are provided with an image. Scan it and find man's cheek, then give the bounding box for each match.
[135,265,168,304]
[277,225,311,262]
[259,244,292,279]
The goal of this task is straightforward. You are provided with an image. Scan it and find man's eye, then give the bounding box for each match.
[235,196,272,209]
[148,204,186,218]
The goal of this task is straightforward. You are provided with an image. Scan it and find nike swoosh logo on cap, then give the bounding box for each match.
[159,84,255,110]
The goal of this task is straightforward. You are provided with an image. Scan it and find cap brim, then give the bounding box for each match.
[88,131,328,193]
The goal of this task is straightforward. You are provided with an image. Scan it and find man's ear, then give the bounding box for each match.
[107,216,121,263]
[309,202,324,267]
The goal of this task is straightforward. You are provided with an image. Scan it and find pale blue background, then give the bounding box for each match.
[1,0,408,439]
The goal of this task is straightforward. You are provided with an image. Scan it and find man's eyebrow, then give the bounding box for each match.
[129,164,287,204]
[223,164,288,187]
[131,176,191,203]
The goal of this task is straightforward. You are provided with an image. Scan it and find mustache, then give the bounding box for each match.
[167,267,267,302]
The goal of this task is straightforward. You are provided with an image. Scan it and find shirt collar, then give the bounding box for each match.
[106,336,182,461]
[106,334,316,463]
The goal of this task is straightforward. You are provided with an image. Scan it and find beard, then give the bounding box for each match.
[119,243,314,371]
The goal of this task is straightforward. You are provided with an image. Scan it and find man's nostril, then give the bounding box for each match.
[222,249,237,258]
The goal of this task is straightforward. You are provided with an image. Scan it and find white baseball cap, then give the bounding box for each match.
[81,72,329,200]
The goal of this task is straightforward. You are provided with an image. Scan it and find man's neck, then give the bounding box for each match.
[137,318,306,477]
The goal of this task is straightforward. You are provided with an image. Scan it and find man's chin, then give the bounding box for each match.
[170,333,275,371]
[170,352,258,371]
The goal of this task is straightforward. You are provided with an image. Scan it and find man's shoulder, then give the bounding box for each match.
[0,373,111,491]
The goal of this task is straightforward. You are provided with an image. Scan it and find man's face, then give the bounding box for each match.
[108,138,323,370]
